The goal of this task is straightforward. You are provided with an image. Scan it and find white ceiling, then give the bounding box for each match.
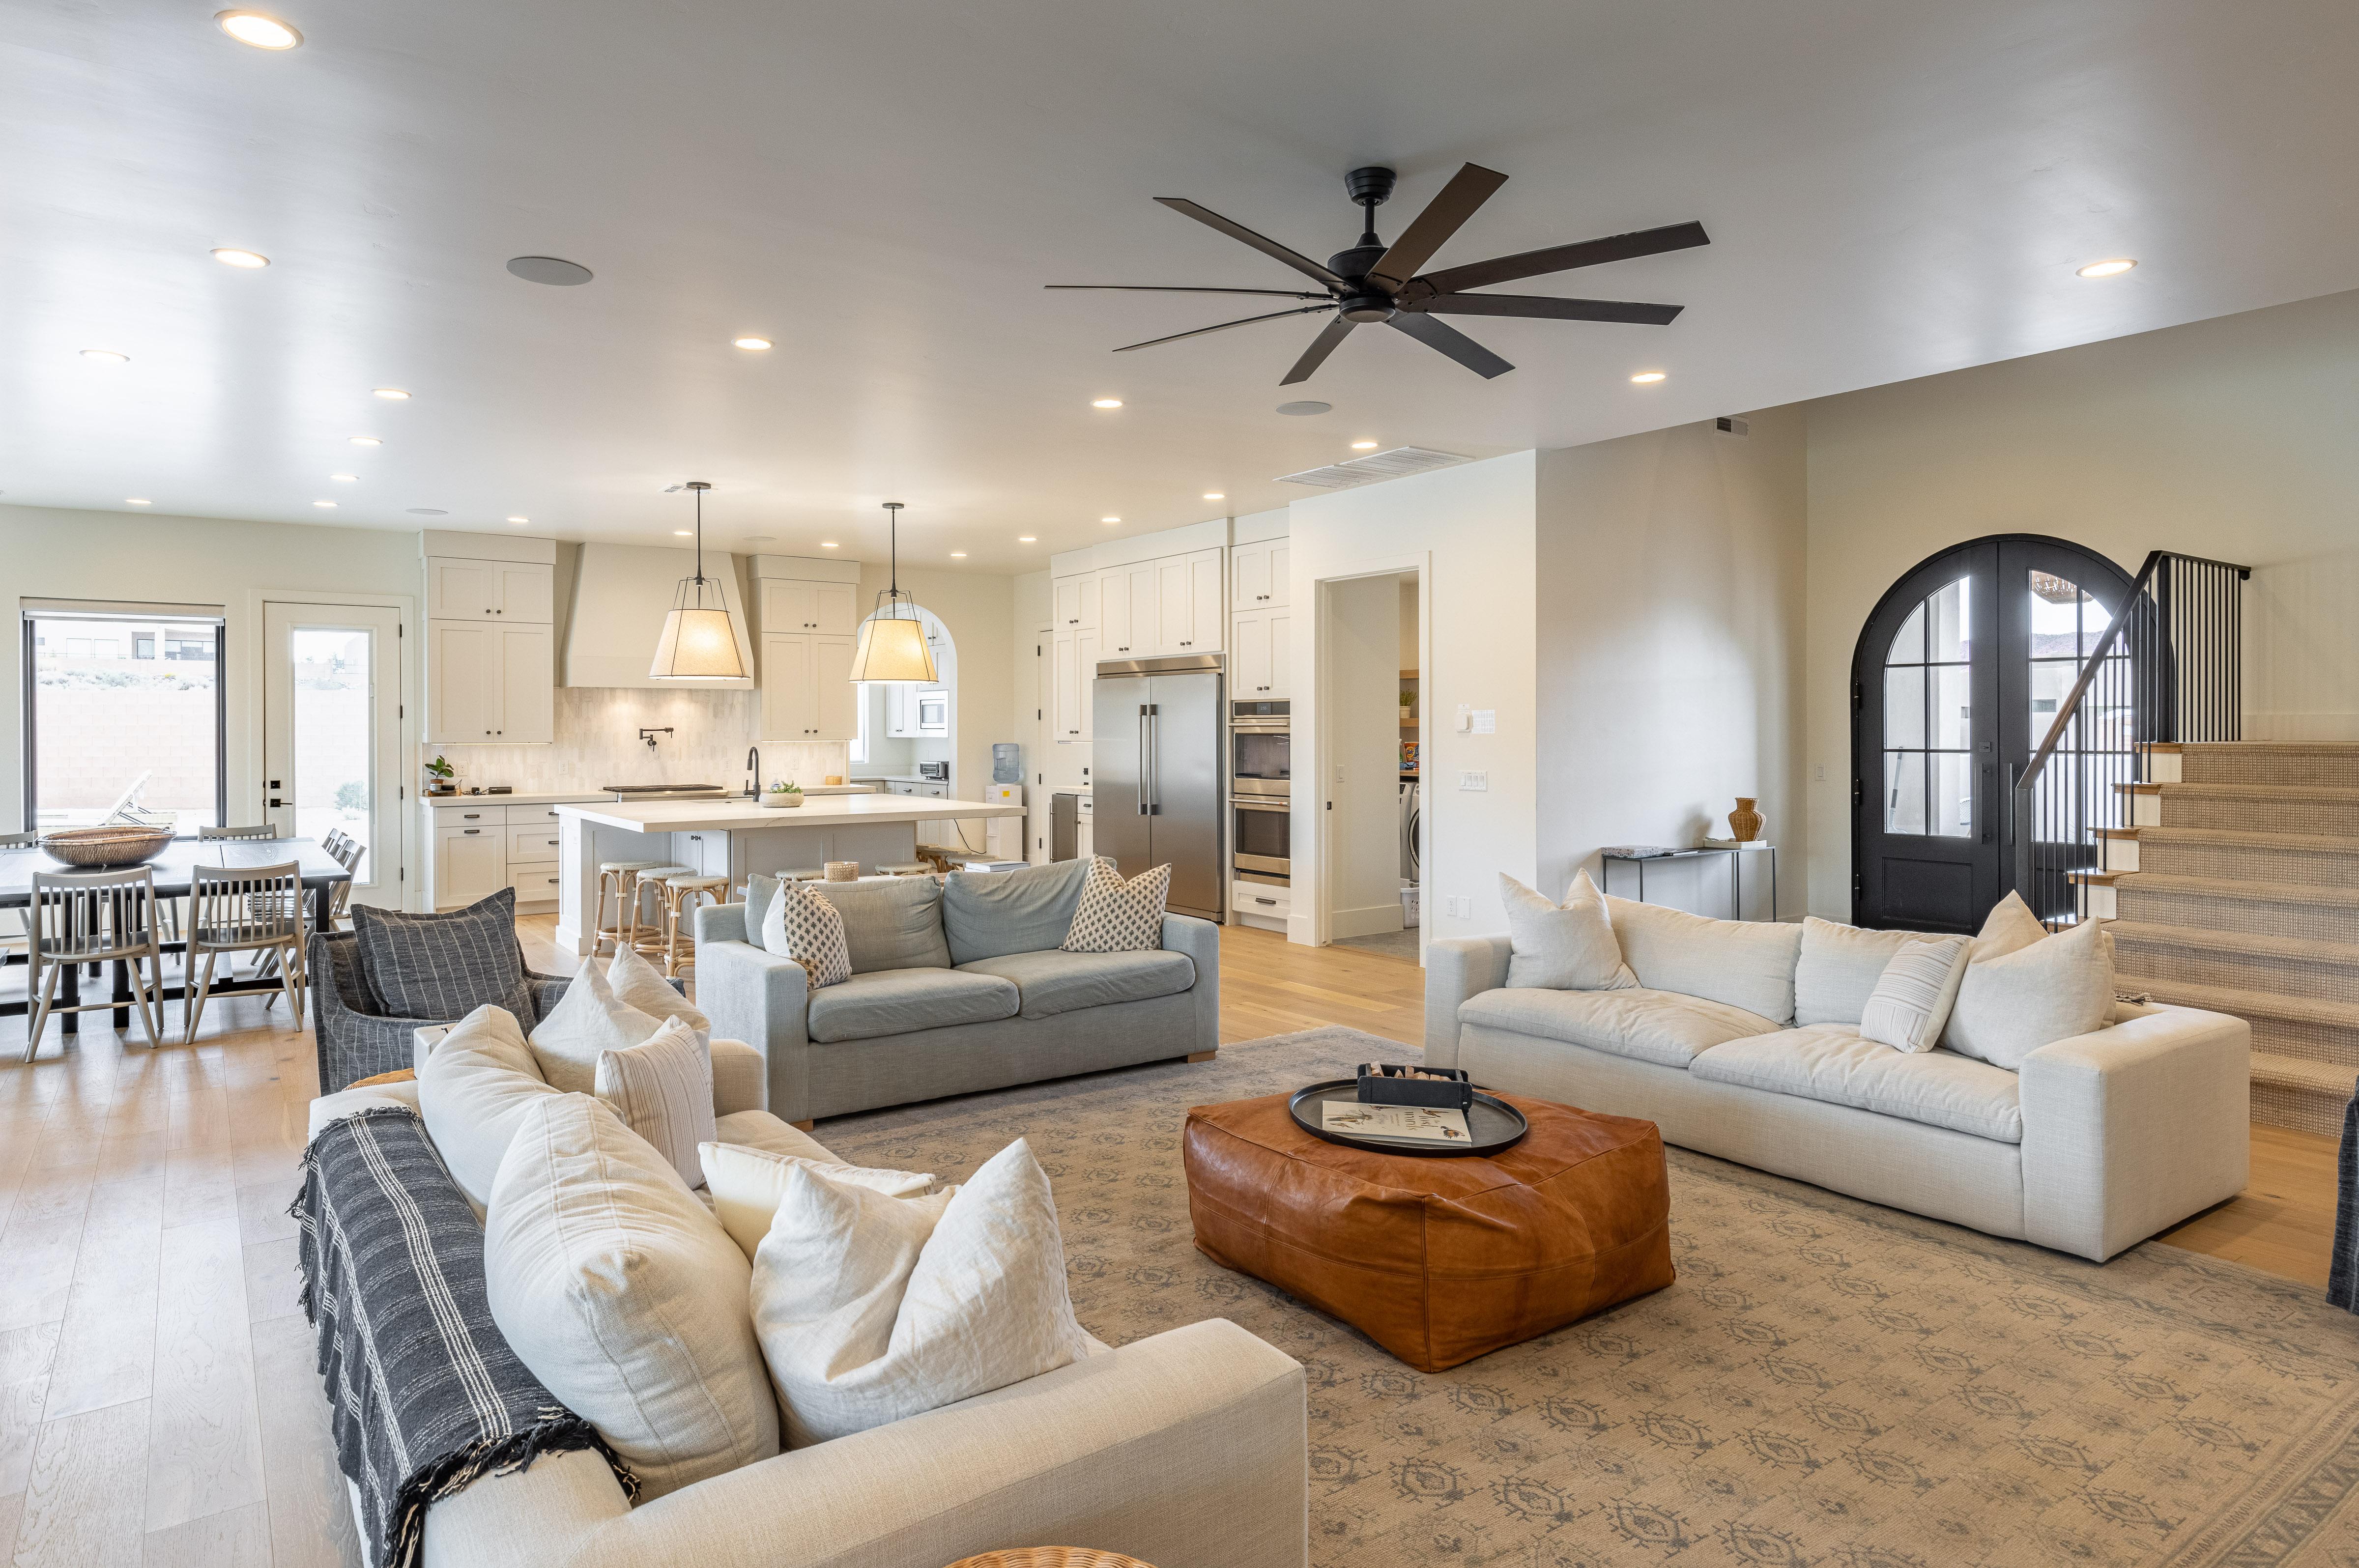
[5,0,2358,570]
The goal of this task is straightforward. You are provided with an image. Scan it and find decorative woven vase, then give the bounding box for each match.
[1727,797,1764,843]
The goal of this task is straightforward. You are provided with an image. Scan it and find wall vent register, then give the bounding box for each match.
[1276,446,1468,490]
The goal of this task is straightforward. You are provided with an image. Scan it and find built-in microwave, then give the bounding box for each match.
[916,687,949,735]
[1234,798,1290,881]
[1231,700,1289,798]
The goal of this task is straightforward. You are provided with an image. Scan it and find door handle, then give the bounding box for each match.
[1138,706,1150,816]
[268,798,284,808]
[1147,703,1160,816]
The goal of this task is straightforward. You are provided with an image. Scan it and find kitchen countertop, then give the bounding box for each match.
[851,774,953,784]
[555,795,1025,833]
[424,790,618,807]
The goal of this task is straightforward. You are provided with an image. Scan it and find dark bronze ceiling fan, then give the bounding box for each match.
[1048,163,1707,384]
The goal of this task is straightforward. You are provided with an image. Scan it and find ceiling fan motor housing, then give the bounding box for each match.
[1344,166,1398,206]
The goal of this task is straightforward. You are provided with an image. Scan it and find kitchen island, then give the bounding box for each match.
[550,793,1027,956]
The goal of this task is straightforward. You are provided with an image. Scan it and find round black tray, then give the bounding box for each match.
[1288,1079,1529,1159]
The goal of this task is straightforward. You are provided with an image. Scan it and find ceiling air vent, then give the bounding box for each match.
[1276,446,1471,490]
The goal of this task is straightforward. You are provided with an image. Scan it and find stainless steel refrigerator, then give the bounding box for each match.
[1092,653,1225,921]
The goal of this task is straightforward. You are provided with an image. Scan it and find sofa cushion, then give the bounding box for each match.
[761,879,853,988]
[699,1138,935,1260]
[1605,896,1803,1024]
[483,1094,779,1500]
[1793,918,1916,1026]
[1457,986,1781,1070]
[527,957,661,1093]
[593,1017,717,1190]
[352,887,536,1034]
[805,967,1020,1044]
[416,1003,562,1211]
[1061,856,1172,953]
[941,858,1091,965]
[1858,935,1971,1054]
[1690,1024,2024,1142]
[1942,916,2116,1070]
[804,877,953,974]
[1501,871,1637,991]
[608,946,713,1043]
[956,947,1196,1019]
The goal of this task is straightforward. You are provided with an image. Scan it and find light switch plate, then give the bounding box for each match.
[1471,709,1496,735]
[1458,770,1488,792]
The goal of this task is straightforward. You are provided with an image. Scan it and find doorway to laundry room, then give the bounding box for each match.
[1324,570,1423,961]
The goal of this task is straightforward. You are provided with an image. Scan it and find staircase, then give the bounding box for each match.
[2079,741,2359,1136]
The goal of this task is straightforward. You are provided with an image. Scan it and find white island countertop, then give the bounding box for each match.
[554,795,1024,834]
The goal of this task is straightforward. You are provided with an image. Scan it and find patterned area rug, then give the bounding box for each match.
[818,1027,2359,1567]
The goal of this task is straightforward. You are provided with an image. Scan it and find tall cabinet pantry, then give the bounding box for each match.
[753,554,864,744]
[422,530,556,745]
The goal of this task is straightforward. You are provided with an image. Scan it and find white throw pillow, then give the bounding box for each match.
[1500,871,1637,991]
[416,1003,561,1211]
[759,880,853,987]
[1061,856,1170,953]
[700,1140,936,1260]
[750,1138,1093,1447]
[607,945,713,1044]
[594,1017,717,1190]
[1857,934,1972,1053]
[1942,917,2116,1070]
[528,958,662,1093]
[1605,896,1805,1024]
[1972,890,2048,960]
[484,1093,778,1499]
[1793,918,1917,1026]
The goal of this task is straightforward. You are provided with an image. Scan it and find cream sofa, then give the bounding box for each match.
[307,1038,1308,1568]
[1425,901,2251,1262]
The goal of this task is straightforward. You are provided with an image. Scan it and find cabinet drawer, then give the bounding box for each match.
[435,803,510,827]
[508,860,562,899]
[508,825,563,860]
[1233,879,1290,918]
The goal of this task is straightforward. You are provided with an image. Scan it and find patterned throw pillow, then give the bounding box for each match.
[1060,856,1171,954]
[759,879,852,988]
[1858,934,1973,1053]
[594,1017,718,1189]
[351,887,536,1033]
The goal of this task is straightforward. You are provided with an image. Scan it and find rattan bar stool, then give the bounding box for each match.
[25,866,168,1059]
[184,860,307,1041]
[593,860,667,956]
[627,865,696,957]
[875,860,932,877]
[656,873,730,977]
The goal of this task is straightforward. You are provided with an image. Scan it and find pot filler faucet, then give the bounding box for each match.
[744,746,760,798]
[638,727,671,751]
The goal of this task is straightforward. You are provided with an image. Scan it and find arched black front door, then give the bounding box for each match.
[1851,535,2135,931]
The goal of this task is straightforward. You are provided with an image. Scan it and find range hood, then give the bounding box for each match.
[565,543,756,689]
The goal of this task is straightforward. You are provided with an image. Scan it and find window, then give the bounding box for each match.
[22,607,226,831]
[1881,577,1972,838]
[848,683,872,764]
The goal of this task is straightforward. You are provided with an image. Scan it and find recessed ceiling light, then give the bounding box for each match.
[329,473,356,482]
[1091,398,1123,409]
[733,336,773,351]
[313,500,336,508]
[216,10,300,49]
[373,387,409,399]
[1276,400,1330,416]
[125,498,151,506]
[1203,492,1225,501]
[506,516,529,524]
[1101,515,1121,524]
[505,256,594,286]
[80,348,129,364]
[349,435,381,446]
[1351,440,1379,450]
[950,551,967,558]
[673,529,693,537]
[1630,371,1667,384]
[1018,536,1037,543]
[820,542,839,548]
[2077,258,2137,278]
[211,248,270,269]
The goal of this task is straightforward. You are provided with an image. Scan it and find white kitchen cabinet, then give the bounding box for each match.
[1052,572,1100,632]
[1153,547,1223,656]
[1233,538,1289,610]
[433,821,507,908]
[761,578,857,636]
[495,564,553,623]
[1052,627,1098,742]
[1098,562,1157,657]
[428,558,552,623]
[1232,606,1292,698]
[426,620,551,743]
[761,632,856,741]
[813,636,857,739]
[496,625,554,741]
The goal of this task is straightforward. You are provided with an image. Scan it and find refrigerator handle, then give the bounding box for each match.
[1137,705,1150,817]
[1147,703,1160,816]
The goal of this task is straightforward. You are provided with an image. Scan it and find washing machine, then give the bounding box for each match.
[1399,778,1420,880]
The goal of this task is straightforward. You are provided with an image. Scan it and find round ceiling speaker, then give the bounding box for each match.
[506,256,594,286]
[1275,400,1332,416]
[405,507,450,516]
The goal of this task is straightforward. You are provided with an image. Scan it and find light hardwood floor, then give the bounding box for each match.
[0,920,2338,1564]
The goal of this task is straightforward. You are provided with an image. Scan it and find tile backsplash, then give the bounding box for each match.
[431,688,847,794]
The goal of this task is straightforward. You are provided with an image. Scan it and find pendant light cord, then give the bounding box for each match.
[885,502,904,615]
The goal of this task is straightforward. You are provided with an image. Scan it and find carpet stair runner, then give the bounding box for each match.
[2080,742,2359,1136]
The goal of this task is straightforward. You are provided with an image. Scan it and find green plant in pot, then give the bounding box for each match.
[762,779,805,809]
[423,755,456,795]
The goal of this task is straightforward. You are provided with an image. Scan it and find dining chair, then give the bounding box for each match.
[25,867,168,1059]
[261,840,362,1008]
[200,824,279,840]
[183,860,306,1041]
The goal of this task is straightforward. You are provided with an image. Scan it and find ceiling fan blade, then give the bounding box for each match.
[1046,284,1330,299]
[1387,312,1513,379]
[1279,316,1358,386]
[1411,293,1684,325]
[1112,304,1336,354]
[1366,162,1508,292]
[1154,198,1348,288]
[1413,220,1710,296]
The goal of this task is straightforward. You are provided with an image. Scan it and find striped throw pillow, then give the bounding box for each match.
[1858,935,1973,1054]
[595,1017,717,1187]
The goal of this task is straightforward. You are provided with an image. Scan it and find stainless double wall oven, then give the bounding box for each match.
[1231,699,1289,883]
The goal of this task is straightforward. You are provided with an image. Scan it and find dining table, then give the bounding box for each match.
[1,836,354,1035]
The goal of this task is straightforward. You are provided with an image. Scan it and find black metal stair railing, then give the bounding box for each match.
[2008,550,2251,929]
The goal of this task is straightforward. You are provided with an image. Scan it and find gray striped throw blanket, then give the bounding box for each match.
[292,1107,637,1568]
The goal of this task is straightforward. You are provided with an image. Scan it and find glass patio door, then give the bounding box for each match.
[262,602,405,908]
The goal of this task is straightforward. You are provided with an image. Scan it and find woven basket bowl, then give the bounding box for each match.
[38,826,174,868]
[941,1552,1155,1568]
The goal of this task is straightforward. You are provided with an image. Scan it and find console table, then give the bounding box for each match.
[1598,844,1777,922]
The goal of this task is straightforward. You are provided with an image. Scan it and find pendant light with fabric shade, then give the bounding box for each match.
[847,501,938,684]
[649,481,748,680]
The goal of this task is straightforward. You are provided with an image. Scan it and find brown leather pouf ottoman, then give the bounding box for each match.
[1183,1091,1674,1372]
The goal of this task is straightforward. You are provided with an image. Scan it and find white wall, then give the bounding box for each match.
[1534,411,1809,917]
[1326,574,1406,938]
[1289,453,1537,946]
[1801,285,2359,916]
